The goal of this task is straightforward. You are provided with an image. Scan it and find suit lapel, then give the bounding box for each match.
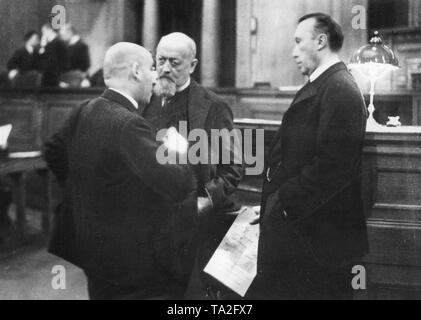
[188,80,211,130]
[289,83,317,109]
[267,62,348,160]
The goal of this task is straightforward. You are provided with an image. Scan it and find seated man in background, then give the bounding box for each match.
[59,24,91,87]
[7,31,41,86]
[38,24,68,87]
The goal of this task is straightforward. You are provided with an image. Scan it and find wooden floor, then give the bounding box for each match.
[0,207,88,300]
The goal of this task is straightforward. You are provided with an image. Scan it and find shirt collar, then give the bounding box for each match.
[109,88,138,109]
[69,35,81,46]
[309,57,341,83]
[25,45,34,54]
[177,78,191,93]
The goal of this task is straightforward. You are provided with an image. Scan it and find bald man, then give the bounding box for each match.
[44,42,196,300]
[142,33,244,299]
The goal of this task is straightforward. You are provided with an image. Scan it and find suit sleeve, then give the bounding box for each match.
[43,103,86,185]
[277,80,366,221]
[79,44,91,72]
[204,101,245,210]
[7,50,20,70]
[120,117,196,203]
[43,118,71,186]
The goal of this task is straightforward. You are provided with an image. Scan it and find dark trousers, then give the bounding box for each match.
[86,274,183,300]
[185,213,241,300]
[0,181,12,226]
[247,257,354,300]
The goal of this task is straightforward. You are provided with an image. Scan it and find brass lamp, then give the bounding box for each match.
[349,31,400,129]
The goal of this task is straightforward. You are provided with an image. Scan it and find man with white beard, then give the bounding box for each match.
[142,32,244,299]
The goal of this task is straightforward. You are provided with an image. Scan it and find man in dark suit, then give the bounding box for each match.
[59,24,91,87]
[249,13,369,300]
[59,24,90,73]
[38,24,68,87]
[142,32,244,299]
[44,42,196,300]
[7,30,40,83]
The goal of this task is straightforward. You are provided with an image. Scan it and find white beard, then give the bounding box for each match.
[154,77,177,99]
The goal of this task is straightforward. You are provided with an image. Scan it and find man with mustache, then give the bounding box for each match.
[142,32,244,299]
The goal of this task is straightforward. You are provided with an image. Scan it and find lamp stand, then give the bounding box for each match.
[366,77,383,130]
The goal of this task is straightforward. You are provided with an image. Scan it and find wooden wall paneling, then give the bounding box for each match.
[236,0,253,87]
[0,93,41,152]
[251,0,304,88]
[236,0,368,89]
[414,96,421,126]
[41,92,94,140]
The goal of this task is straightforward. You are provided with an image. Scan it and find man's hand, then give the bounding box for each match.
[249,206,261,225]
[81,79,91,88]
[198,196,213,217]
[8,70,18,81]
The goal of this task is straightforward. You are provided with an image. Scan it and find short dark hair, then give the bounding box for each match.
[24,30,38,42]
[299,13,344,52]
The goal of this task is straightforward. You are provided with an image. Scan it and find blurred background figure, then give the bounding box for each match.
[0,119,12,245]
[6,31,42,87]
[38,23,68,87]
[89,68,105,88]
[59,24,91,88]
[0,180,12,240]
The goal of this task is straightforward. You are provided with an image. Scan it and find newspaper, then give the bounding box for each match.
[204,207,260,297]
[0,124,12,150]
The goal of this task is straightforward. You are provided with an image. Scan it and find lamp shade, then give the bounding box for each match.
[349,31,399,77]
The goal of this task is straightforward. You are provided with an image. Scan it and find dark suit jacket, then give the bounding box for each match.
[259,63,369,276]
[144,80,244,214]
[44,89,196,287]
[142,80,244,282]
[7,47,39,73]
[38,37,68,86]
[67,40,90,73]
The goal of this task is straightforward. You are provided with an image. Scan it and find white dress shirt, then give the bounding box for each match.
[177,77,191,93]
[309,57,342,83]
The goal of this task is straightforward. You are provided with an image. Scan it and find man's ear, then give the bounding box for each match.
[132,62,142,81]
[317,34,328,51]
[190,59,199,74]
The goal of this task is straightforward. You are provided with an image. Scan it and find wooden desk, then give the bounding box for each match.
[0,156,48,239]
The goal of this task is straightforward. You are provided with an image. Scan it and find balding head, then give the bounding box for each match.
[103,42,156,104]
[155,33,198,98]
[157,32,197,60]
[104,42,153,81]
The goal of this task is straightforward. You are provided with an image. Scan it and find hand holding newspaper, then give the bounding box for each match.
[0,124,12,150]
